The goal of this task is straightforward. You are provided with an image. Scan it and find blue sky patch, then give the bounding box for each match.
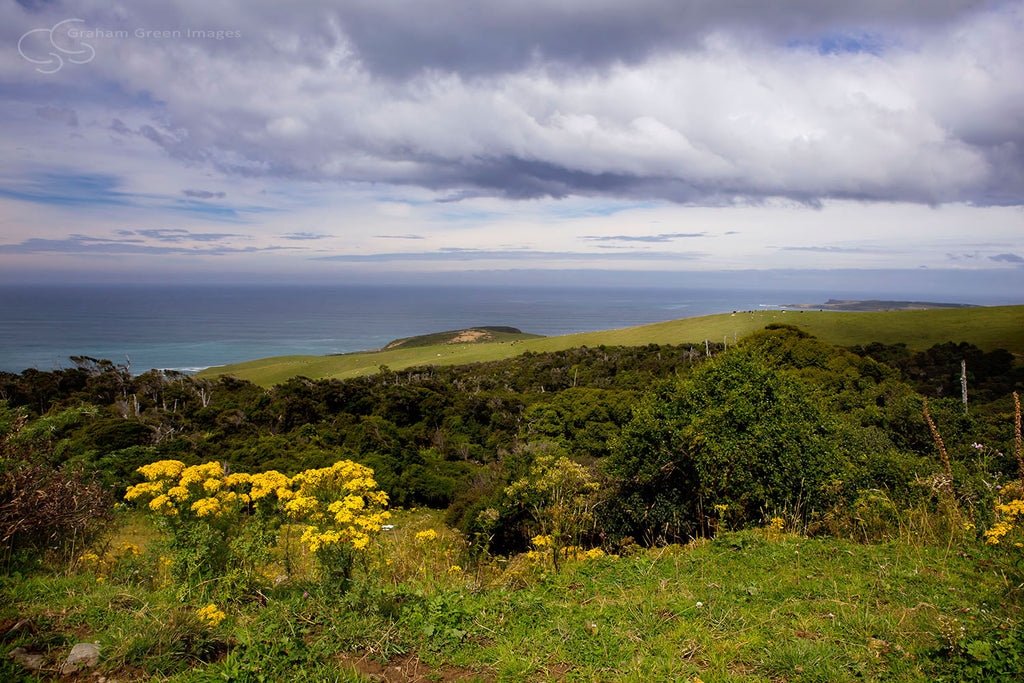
[788,31,890,56]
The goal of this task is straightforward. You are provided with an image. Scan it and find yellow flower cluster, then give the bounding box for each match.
[524,545,612,563]
[78,551,101,569]
[76,542,144,582]
[764,517,786,538]
[116,542,141,557]
[415,529,439,544]
[561,545,609,560]
[137,460,186,481]
[285,460,390,555]
[125,460,284,521]
[127,458,390,557]
[531,534,553,548]
[179,462,223,488]
[196,604,226,627]
[190,497,222,518]
[249,471,292,501]
[285,495,319,517]
[985,498,1024,546]
[300,527,344,553]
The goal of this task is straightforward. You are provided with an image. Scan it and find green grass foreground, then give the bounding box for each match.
[2,515,1018,682]
[198,306,1024,386]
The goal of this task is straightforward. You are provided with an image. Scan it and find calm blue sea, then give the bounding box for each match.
[0,284,1003,374]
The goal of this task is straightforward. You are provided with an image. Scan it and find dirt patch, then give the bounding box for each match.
[340,651,494,682]
[544,661,574,679]
[447,330,489,344]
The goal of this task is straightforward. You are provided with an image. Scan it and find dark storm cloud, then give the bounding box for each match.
[457,157,649,201]
[330,0,1000,78]
[404,156,743,204]
[404,153,975,205]
[5,0,1022,208]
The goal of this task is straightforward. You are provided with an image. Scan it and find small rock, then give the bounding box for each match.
[60,642,100,675]
[8,646,44,671]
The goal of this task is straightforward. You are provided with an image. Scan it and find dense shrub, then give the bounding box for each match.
[604,349,847,542]
[0,404,113,568]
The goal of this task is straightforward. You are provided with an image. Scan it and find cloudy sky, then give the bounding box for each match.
[1,0,1022,292]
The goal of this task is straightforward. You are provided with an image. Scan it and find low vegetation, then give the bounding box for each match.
[2,320,1023,680]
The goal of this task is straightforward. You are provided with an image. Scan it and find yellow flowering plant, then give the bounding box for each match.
[125,460,290,585]
[524,536,610,565]
[126,458,389,591]
[283,459,390,591]
[76,542,147,585]
[984,496,1024,579]
[415,529,438,544]
[196,603,227,628]
[505,448,600,573]
[764,516,786,539]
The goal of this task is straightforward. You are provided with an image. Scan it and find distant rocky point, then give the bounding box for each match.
[784,299,976,312]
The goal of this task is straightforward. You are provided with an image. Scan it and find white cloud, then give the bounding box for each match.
[0,0,1021,280]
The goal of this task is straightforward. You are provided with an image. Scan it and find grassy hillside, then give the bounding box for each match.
[381,326,542,350]
[198,305,1024,386]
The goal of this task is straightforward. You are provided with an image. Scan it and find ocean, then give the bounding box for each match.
[0,284,1008,374]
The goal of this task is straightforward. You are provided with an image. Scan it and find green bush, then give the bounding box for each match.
[605,349,846,541]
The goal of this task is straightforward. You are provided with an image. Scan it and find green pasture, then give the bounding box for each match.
[197,305,1024,386]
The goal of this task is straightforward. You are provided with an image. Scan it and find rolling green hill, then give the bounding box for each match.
[379,326,542,350]
[197,305,1024,386]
